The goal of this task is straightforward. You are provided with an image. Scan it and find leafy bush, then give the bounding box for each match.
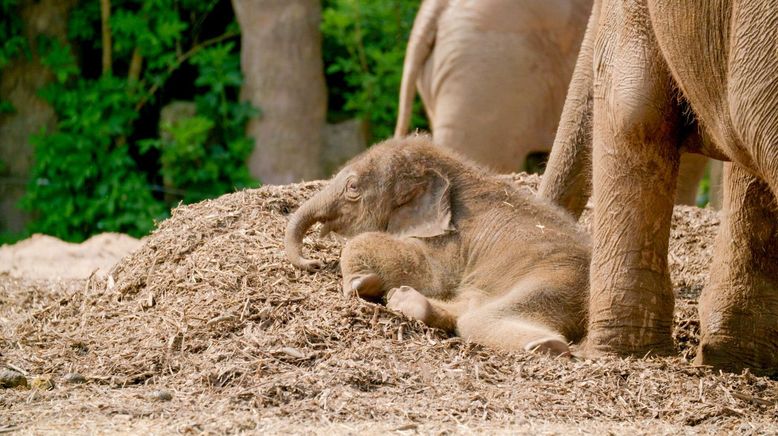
[0,0,26,70]
[322,0,428,142]
[22,72,163,241]
[3,0,429,241]
[0,0,26,113]
[139,42,257,205]
[5,0,257,241]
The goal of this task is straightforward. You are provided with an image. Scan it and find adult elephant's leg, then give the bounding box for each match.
[586,0,681,356]
[539,0,601,219]
[695,163,778,375]
[693,1,778,373]
[538,0,602,218]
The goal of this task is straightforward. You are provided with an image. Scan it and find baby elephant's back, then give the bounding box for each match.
[459,180,589,294]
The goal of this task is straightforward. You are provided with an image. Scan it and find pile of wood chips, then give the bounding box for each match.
[2,175,775,434]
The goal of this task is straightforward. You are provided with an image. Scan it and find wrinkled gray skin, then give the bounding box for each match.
[539,0,778,375]
[285,136,590,355]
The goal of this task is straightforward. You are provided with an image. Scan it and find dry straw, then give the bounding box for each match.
[2,175,776,433]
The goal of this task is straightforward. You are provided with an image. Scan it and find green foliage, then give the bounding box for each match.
[696,167,711,208]
[0,0,27,70]
[3,0,431,242]
[8,0,256,242]
[0,99,14,114]
[0,230,28,246]
[0,0,28,113]
[37,36,79,84]
[322,0,428,142]
[23,75,164,241]
[139,43,258,204]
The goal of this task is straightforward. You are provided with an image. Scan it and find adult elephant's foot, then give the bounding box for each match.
[584,271,677,357]
[695,275,778,375]
[586,327,676,357]
[695,164,778,376]
[695,331,778,377]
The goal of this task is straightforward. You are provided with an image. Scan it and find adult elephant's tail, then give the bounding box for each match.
[395,0,448,137]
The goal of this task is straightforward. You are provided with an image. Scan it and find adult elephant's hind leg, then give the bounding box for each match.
[586,1,681,356]
[696,164,778,375]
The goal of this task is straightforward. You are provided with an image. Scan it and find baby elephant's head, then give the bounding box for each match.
[285,135,455,271]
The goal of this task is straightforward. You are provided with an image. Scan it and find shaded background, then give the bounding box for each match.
[0,0,428,243]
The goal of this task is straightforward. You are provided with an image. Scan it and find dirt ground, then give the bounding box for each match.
[0,233,142,280]
[1,175,776,435]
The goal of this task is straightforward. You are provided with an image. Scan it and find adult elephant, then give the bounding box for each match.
[394,0,591,173]
[540,0,778,374]
[394,0,709,206]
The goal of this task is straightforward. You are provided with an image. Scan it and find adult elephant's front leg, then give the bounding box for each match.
[696,164,778,375]
[586,0,682,356]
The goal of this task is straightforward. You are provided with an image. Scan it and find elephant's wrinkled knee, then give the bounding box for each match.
[604,92,674,144]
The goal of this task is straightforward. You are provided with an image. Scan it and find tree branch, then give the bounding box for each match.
[128,47,143,82]
[100,0,112,75]
[134,30,239,111]
[352,4,370,75]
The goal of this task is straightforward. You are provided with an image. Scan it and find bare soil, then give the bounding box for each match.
[1,175,776,435]
[0,233,142,280]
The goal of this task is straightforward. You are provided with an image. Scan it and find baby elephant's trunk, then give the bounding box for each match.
[284,189,331,271]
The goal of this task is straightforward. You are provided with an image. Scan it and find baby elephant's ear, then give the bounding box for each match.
[387,169,455,238]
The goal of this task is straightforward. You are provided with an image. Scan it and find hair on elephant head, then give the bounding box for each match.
[285,135,460,271]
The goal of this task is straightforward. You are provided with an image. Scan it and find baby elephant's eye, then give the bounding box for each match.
[345,178,360,200]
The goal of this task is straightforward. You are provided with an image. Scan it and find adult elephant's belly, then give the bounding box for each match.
[428,28,570,173]
[648,0,777,172]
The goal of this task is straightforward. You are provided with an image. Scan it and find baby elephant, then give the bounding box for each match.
[285,136,589,355]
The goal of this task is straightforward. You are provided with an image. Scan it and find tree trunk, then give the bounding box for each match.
[232,0,326,184]
[0,0,76,234]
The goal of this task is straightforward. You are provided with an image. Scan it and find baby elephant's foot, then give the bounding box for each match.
[343,273,384,299]
[524,337,572,357]
[386,286,433,325]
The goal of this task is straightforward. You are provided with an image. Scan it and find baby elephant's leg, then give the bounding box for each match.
[340,232,441,299]
[457,309,571,356]
[456,272,587,356]
[386,286,464,333]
